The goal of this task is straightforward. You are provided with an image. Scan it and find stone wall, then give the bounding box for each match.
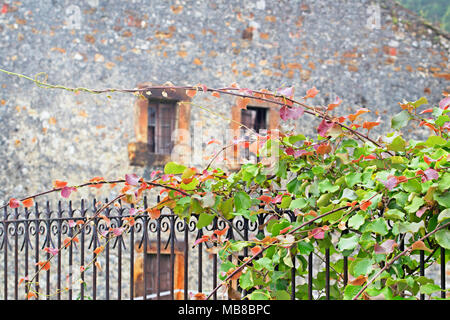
[0,0,448,201]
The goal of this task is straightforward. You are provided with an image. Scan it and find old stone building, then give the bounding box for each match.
[0,0,448,201]
[0,0,449,299]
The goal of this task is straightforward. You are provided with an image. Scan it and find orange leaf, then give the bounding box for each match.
[22,198,34,208]
[348,108,370,122]
[362,121,380,131]
[236,97,250,109]
[251,246,262,256]
[211,91,221,98]
[94,246,104,255]
[257,195,272,203]
[359,200,372,211]
[186,89,197,98]
[26,292,37,300]
[95,261,102,272]
[214,226,229,237]
[316,143,331,155]
[305,86,319,99]
[411,240,432,252]
[122,216,135,227]
[349,275,367,286]
[146,207,161,220]
[89,177,104,189]
[53,180,68,189]
[36,261,51,271]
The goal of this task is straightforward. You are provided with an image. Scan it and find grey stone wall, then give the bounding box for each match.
[0,0,449,201]
[0,0,448,299]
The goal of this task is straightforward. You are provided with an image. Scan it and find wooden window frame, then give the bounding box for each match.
[128,82,192,167]
[133,240,185,300]
[228,97,280,170]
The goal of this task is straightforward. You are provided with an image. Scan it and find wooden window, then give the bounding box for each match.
[240,106,268,159]
[129,83,193,167]
[133,241,185,300]
[240,106,267,133]
[147,101,177,155]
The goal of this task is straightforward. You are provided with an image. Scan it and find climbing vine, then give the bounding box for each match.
[1,68,450,300]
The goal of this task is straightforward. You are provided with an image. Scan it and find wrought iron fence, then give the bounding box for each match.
[0,197,447,300]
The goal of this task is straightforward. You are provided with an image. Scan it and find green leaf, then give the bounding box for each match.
[419,283,442,295]
[391,110,411,130]
[248,290,270,300]
[164,162,186,174]
[339,188,358,201]
[438,209,450,223]
[438,173,450,192]
[239,271,254,290]
[345,172,362,188]
[289,134,306,144]
[289,198,307,210]
[219,198,234,220]
[180,178,199,190]
[297,241,314,255]
[434,191,450,208]
[364,218,388,236]
[405,197,425,213]
[402,179,422,193]
[395,221,425,235]
[388,136,406,152]
[337,233,360,251]
[254,257,274,272]
[234,191,252,211]
[425,135,447,147]
[411,97,428,109]
[230,241,250,252]
[273,290,291,300]
[434,229,450,249]
[287,178,302,194]
[348,213,365,230]
[435,115,450,127]
[384,209,405,221]
[350,258,373,277]
[196,212,214,229]
[319,179,340,193]
[344,285,362,300]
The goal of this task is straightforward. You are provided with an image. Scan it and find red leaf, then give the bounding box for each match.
[9,198,20,209]
[317,119,334,137]
[61,186,77,198]
[146,207,161,220]
[309,227,324,239]
[236,97,250,109]
[89,177,105,188]
[44,247,59,256]
[257,195,272,204]
[125,173,140,186]
[193,235,209,247]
